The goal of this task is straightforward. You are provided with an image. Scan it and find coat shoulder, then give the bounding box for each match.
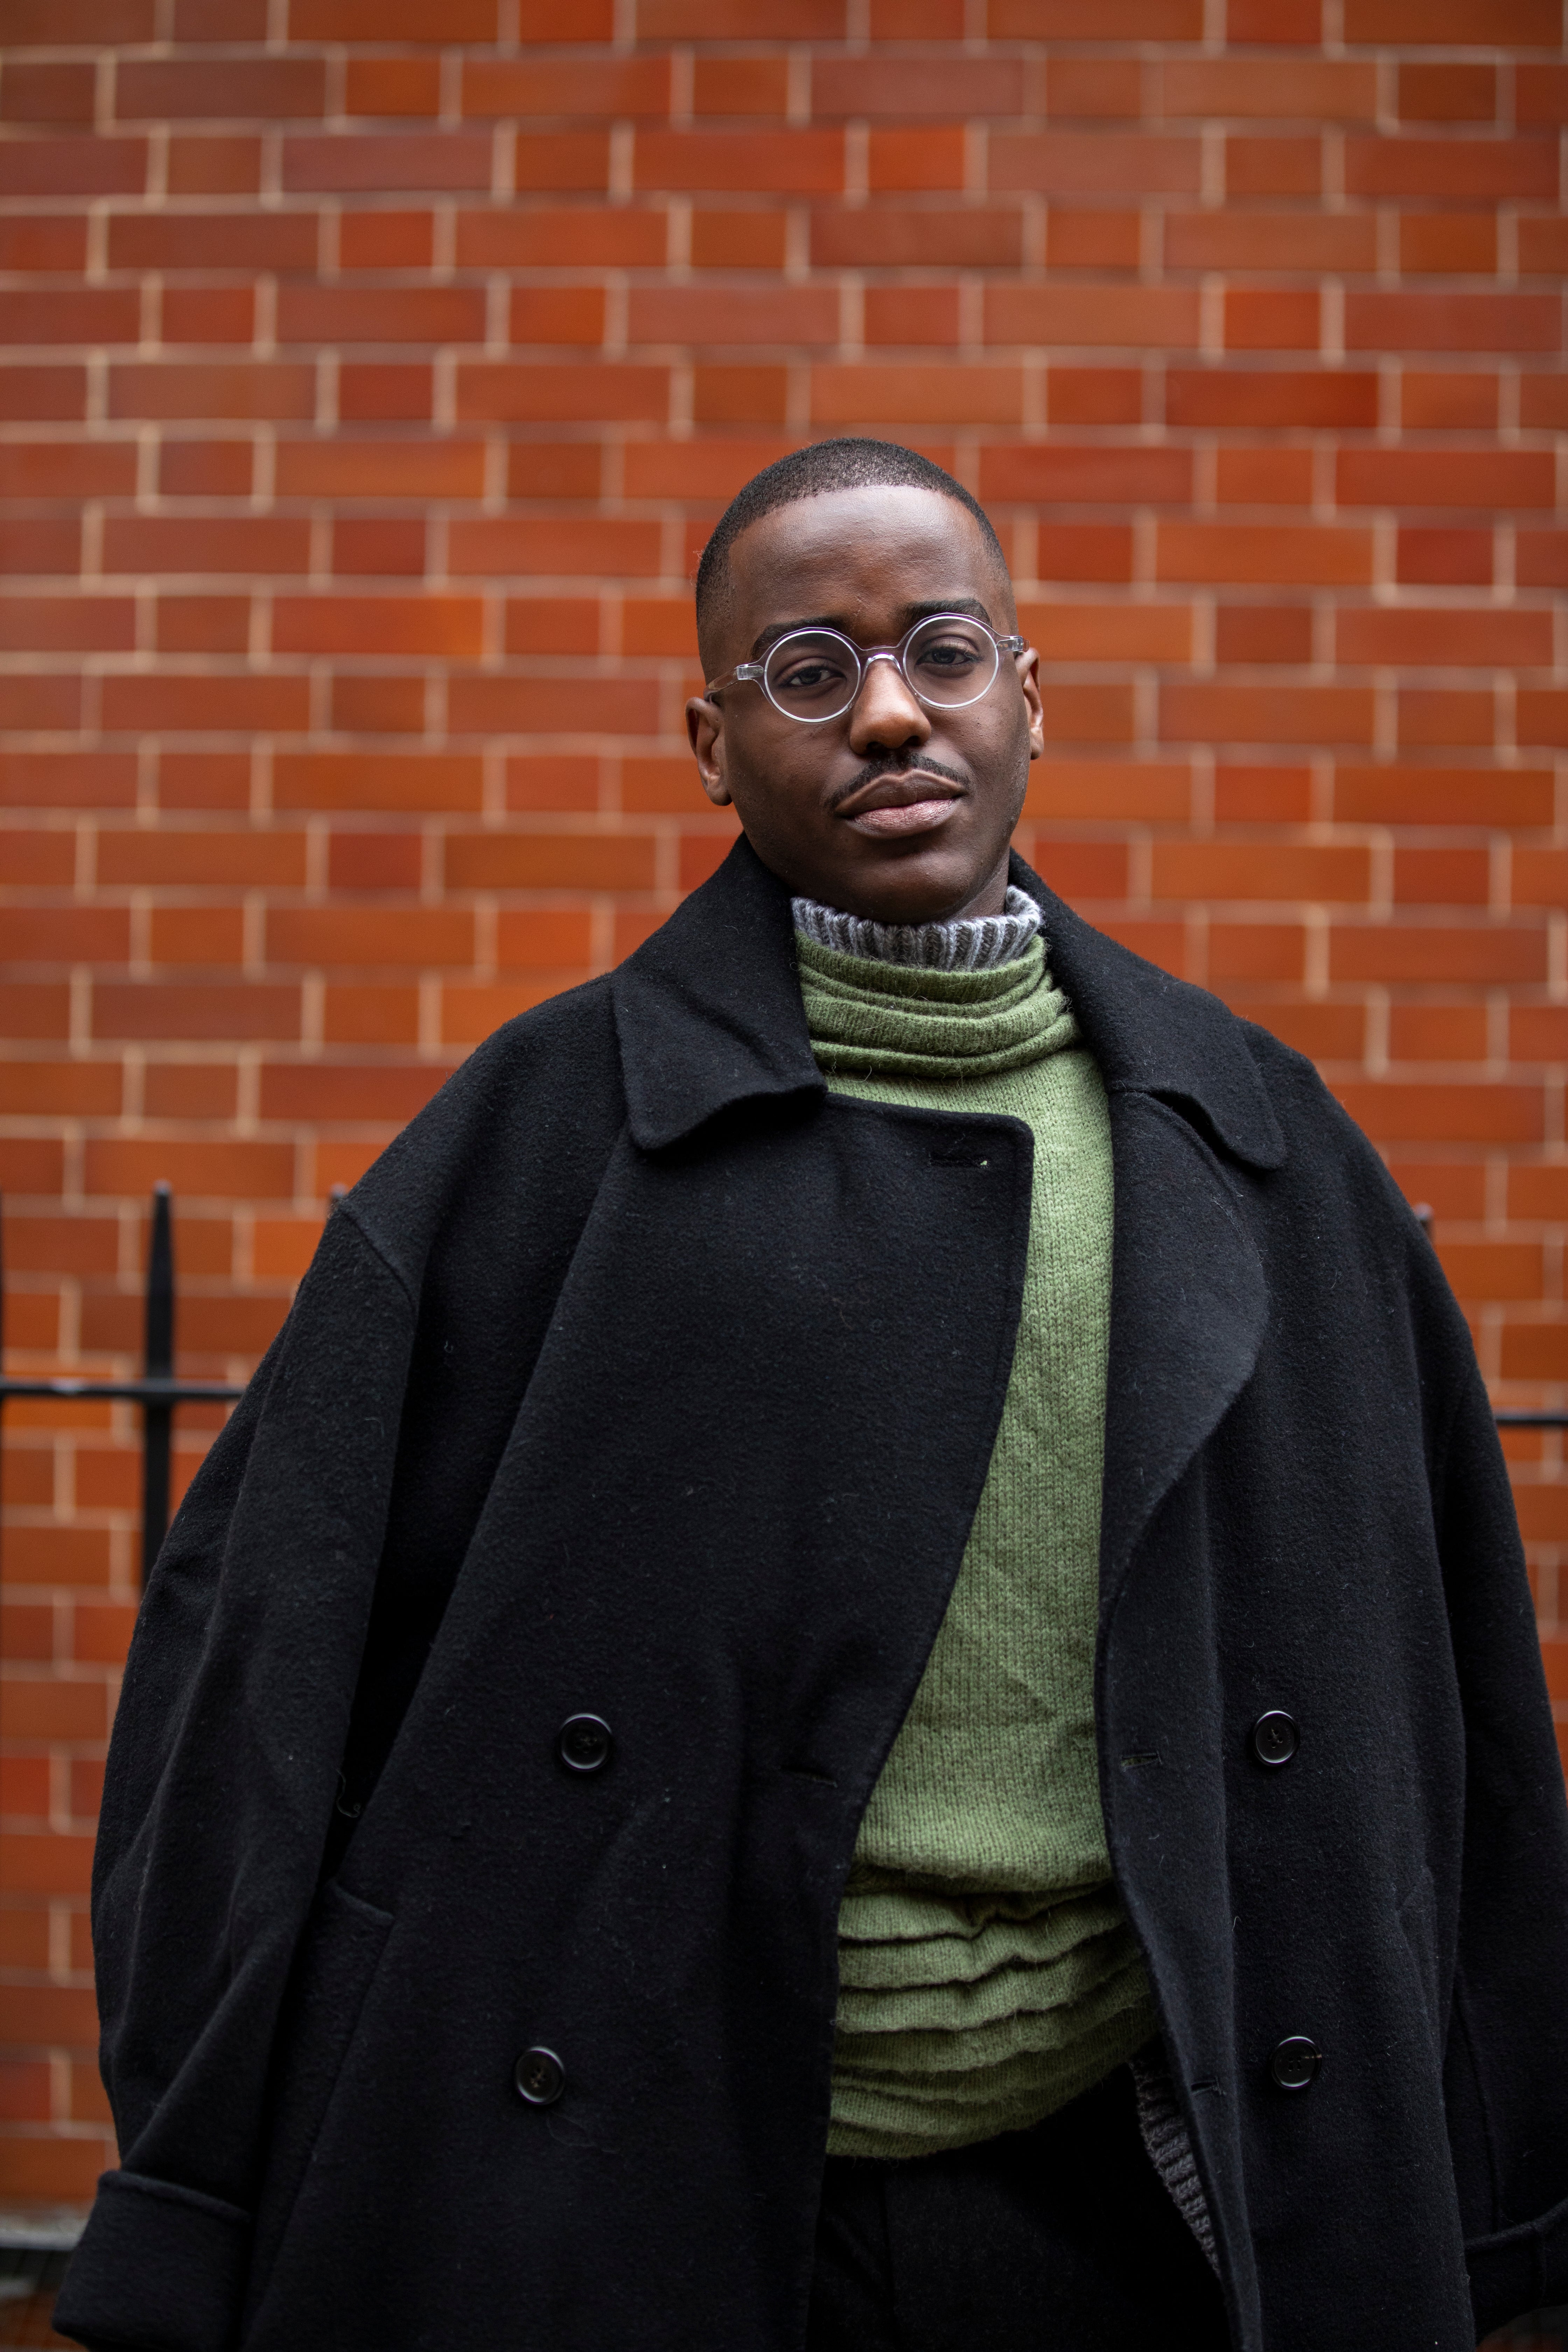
[336,974,625,1297]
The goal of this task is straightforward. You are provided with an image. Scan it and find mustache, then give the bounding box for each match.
[826,752,970,813]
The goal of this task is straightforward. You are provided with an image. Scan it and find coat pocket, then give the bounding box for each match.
[243,1878,394,2328]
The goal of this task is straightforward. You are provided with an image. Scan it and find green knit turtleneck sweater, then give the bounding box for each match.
[797,930,1156,2162]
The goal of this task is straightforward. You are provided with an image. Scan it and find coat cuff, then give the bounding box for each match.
[1466,2188,1568,2341]
[51,2168,251,2352]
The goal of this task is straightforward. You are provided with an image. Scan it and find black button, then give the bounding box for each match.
[558,1714,612,1774]
[1251,1710,1299,1768]
[1269,2036,1322,2092]
[514,2046,565,2107]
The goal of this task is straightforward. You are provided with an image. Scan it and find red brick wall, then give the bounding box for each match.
[0,0,1565,2211]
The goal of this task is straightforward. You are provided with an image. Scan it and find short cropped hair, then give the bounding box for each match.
[694,438,1009,667]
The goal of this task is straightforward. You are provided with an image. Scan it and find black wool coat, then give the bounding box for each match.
[56,839,1568,2352]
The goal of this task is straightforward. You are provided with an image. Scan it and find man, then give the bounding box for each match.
[57,441,1568,2352]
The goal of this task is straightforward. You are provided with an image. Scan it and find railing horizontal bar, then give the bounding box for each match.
[0,1377,244,1404]
[1494,1411,1568,1428]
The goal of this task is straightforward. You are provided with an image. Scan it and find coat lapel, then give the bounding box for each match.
[613,834,1281,1603]
[1009,853,1280,1603]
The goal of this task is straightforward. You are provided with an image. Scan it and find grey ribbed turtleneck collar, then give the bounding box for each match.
[791,885,1043,973]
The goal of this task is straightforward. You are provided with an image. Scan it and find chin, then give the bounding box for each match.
[828,855,995,928]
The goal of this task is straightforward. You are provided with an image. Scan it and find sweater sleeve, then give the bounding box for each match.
[1433,1364,1568,2338]
[53,1210,417,2352]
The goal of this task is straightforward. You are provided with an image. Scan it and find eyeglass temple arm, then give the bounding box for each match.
[702,662,764,697]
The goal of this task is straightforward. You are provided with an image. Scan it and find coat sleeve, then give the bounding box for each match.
[53,1209,418,2352]
[1434,1363,1568,2338]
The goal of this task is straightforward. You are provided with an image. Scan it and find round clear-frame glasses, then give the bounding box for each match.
[704,612,1028,726]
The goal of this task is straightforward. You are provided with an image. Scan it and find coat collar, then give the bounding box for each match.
[611,833,1285,1172]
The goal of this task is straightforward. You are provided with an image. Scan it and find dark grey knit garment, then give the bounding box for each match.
[791,884,1042,972]
[1130,2045,1219,2274]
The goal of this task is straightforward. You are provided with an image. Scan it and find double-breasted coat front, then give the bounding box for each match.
[56,840,1568,2352]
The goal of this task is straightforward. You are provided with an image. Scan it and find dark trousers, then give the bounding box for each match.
[806,2065,1231,2352]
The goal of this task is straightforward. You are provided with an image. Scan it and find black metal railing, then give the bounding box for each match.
[0,1186,245,1586]
[0,1191,1565,1600]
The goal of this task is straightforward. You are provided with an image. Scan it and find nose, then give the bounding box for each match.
[847,651,931,757]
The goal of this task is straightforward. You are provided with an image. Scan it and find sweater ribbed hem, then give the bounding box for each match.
[791,885,1041,972]
[1130,2044,1220,2275]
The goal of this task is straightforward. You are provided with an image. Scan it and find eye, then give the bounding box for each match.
[912,631,986,674]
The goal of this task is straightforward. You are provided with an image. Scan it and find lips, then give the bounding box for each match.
[836,771,964,839]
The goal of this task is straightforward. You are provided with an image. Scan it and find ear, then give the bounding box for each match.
[686,695,732,806]
[1016,646,1045,764]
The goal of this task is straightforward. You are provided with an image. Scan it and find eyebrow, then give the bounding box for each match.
[748,596,995,661]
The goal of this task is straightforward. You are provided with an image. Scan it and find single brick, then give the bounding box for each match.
[288,0,499,31]
[338,210,435,269]
[986,284,1200,346]
[276,285,485,344]
[812,56,1024,115]
[811,364,1023,425]
[1044,210,1142,270]
[692,211,789,269]
[810,208,1021,267]
[1163,210,1374,272]
[0,62,97,123]
[1158,522,1371,584]
[1401,371,1499,429]
[108,363,316,422]
[1336,608,1553,667]
[271,595,483,658]
[1346,134,1556,202]
[991,0,1203,30]
[1162,683,1375,744]
[1166,369,1377,427]
[446,676,659,735]
[692,58,789,115]
[457,207,666,269]
[1343,0,1558,43]
[1214,448,1314,505]
[1335,766,1551,832]
[102,516,309,576]
[1393,849,1490,908]
[282,132,494,192]
[1337,447,1553,507]
[0,216,89,270]
[343,57,440,117]
[1344,292,1560,354]
[0,135,147,196]
[115,58,327,119]
[1153,842,1370,901]
[99,674,312,732]
[0,289,141,344]
[627,285,839,344]
[274,438,485,496]
[1224,288,1321,349]
[1226,135,1320,196]
[1162,58,1375,118]
[456,362,669,422]
[1045,59,1142,118]
[1398,528,1493,585]
[447,517,662,575]
[1399,64,1497,122]
[991,130,1201,194]
[634,129,843,193]
[1214,607,1313,664]
[867,128,967,191]
[92,984,301,1041]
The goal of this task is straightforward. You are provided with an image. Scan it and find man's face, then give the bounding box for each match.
[686,485,1044,925]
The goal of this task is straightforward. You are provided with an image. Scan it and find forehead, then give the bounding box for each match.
[723,484,1007,643]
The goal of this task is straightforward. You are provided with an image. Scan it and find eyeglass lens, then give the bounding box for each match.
[762,616,1000,722]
